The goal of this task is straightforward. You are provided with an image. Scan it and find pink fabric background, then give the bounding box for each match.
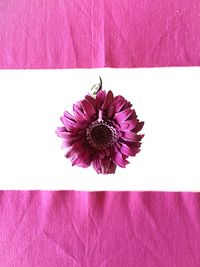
[0,0,200,68]
[1,0,200,266]
[1,191,200,267]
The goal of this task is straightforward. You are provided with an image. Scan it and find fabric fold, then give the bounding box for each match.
[0,191,200,266]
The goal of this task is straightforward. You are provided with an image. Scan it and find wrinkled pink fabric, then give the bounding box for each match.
[0,0,200,68]
[1,0,200,266]
[0,191,200,267]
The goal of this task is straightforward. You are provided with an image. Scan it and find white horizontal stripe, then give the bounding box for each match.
[0,67,199,191]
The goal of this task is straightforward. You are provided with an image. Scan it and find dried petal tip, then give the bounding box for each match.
[56,86,144,174]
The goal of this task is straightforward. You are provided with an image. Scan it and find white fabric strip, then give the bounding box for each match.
[0,68,199,191]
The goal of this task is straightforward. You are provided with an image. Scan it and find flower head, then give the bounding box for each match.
[56,87,144,174]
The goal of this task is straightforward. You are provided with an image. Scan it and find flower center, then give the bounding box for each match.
[86,120,117,150]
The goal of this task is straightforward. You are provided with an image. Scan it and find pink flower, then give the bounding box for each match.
[56,89,144,174]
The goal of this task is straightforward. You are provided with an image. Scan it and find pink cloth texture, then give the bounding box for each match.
[1,0,200,266]
[0,191,200,267]
[0,0,200,68]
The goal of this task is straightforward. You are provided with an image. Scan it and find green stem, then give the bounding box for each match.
[91,76,102,96]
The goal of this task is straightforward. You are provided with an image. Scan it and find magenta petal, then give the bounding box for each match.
[114,95,123,101]
[113,152,129,168]
[76,159,91,168]
[56,129,68,139]
[58,131,81,141]
[71,150,91,168]
[122,131,141,142]
[61,140,73,149]
[123,101,132,109]
[102,90,114,111]
[65,147,74,159]
[60,116,78,130]
[56,127,75,140]
[85,95,97,108]
[60,117,84,132]
[114,108,134,123]
[63,111,75,121]
[107,105,115,118]
[73,104,87,122]
[96,90,106,109]
[70,154,79,165]
[109,161,116,174]
[71,154,88,167]
[129,141,142,148]
[100,157,111,174]
[114,98,126,113]
[140,134,145,140]
[56,131,66,139]
[127,109,137,120]
[73,103,82,114]
[92,157,101,174]
[119,122,129,131]
[132,147,141,155]
[81,99,96,116]
[120,119,139,131]
[114,95,124,104]
[60,116,71,127]
[134,121,145,133]
[65,142,85,158]
[120,143,140,156]
[93,157,116,174]
[56,126,66,133]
